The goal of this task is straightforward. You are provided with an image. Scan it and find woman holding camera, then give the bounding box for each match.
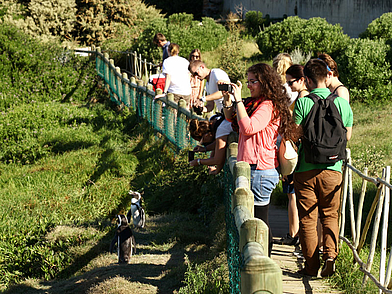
[223,63,298,256]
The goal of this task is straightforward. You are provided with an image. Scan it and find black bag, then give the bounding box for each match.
[302,92,347,164]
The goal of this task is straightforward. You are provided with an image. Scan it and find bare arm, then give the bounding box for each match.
[346,126,352,141]
[154,73,171,99]
[189,136,228,174]
[336,87,350,103]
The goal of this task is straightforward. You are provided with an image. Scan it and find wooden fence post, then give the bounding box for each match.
[241,242,283,294]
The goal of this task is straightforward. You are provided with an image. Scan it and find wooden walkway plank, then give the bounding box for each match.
[269,204,343,294]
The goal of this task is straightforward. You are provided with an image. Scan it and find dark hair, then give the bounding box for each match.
[318,53,339,77]
[286,64,304,79]
[153,33,166,44]
[189,49,202,61]
[188,59,204,73]
[247,63,299,141]
[303,59,329,85]
[189,119,210,141]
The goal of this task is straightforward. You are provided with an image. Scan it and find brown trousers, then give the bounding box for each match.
[294,169,342,276]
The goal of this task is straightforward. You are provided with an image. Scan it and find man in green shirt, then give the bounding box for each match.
[293,59,353,277]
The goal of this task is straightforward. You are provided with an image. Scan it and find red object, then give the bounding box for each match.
[149,74,166,91]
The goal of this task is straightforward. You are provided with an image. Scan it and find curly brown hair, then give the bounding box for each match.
[247,63,300,141]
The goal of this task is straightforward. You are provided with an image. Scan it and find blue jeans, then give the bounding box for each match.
[250,166,279,206]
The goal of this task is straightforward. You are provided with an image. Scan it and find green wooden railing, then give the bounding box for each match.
[93,47,282,294]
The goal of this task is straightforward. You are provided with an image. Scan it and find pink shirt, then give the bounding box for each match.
[237,100,280,170]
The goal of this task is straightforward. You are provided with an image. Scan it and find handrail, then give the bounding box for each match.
[339,149,392,293]
[90,45,283,293]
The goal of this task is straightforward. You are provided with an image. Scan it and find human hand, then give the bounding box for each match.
[231,81,243,102]
[154,93,166,100]
[189,159,200,167]
[193,145,206,152]
[208,166,221,175]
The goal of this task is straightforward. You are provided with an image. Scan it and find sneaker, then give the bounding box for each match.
[321,258,336,277]
[280,233,300,246]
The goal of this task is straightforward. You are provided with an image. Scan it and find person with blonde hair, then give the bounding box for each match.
[318,53,350,103]
[154,43,192,107]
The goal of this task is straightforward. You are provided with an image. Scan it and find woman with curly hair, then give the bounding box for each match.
[223,63,299,256]
[188,114,232,175]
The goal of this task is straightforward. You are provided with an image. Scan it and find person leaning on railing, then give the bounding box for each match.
[188,114,232,175]
[223,63,299,257]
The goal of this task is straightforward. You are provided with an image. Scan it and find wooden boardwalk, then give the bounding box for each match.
[269,204,342,294]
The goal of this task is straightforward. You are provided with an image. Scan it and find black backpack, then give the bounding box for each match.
[301,92,347,164]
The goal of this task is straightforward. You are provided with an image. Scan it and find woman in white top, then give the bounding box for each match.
[155,43,192,107]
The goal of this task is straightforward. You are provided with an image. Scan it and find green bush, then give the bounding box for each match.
[244,11,270,37]
[360,12,392,40]
[256,16,350,60]
[131,13,229,63]
[0,24,103,109]
[0,0,163,46]
[143,0,203,20]
[336,38,392,103]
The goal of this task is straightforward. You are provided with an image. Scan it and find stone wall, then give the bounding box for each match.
[216,0,392,37]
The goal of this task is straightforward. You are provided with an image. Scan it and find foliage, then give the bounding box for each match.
[218,17,247,82]
[336,38,392,103]
[143,0,203,20]
[131,13,229,63]
[244,10,270,37]
[360,12,392,40]
[1,0,76,43]
[289,47,312,65]
[0,0,163,46]
[0,24,103,109]
[256,16,350,60]
[178,254,229,294]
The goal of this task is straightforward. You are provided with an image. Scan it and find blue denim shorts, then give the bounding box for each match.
[250,165,280,206]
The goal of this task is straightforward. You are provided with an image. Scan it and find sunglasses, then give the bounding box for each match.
[246,80,259,86]
[192,66,202,77]
[287,78,301,86]
[191,54,200,58]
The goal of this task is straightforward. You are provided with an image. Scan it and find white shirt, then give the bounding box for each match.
[215,119,233,139]
[206,68,230,112]
[162,56,192,95]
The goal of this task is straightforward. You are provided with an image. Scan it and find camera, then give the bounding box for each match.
[218,84,233,93]
[188,150,195,162]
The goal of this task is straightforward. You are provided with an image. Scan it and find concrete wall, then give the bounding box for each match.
[221,0,392,37]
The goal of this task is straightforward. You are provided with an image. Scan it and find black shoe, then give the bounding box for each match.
[321,258,336,277]
[280,233,299,246]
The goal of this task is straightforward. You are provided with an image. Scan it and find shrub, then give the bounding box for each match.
[143,0,203,20]
[244,11,270,37]
[336,38,392,103]
[0,24,102,109]
[256,16,350,60]
[360,12,392,40]
[2,0,76,43]
[131,13,229,63]
[219,19,247,82]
